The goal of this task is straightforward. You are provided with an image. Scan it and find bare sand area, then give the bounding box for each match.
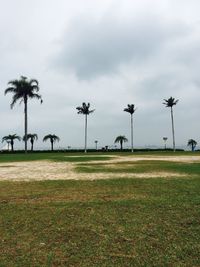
[89,155,200,164]
[0,155,198,181]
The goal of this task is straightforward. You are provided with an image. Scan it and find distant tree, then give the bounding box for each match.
[114,135,128,150]
[163,97,178,152]
[43,134,60,151]
[187,139,197,151]
[124,104,137,152]
[163,137,168,150]
[4,76,42,154]
[76,102,95,153]
[2,134,21,152]
[23,133,38,151]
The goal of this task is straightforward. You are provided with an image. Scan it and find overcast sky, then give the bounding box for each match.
[0,0,200,150]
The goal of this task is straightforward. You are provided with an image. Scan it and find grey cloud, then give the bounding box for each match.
[55,14,189,79]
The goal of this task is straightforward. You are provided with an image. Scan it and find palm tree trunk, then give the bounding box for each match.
[31,141,33,151]
[84,114,87,153]
[131,114,133,152]
[51,141,53,151]
[171,107,176,152]
[24,98,28,154]
[11,140,14,152]
[120,140,123,150]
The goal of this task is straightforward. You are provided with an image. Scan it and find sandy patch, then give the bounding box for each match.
[0,158,187,181]
[89,155,200,164]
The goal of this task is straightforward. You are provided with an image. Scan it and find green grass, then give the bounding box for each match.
[0,152,113,163]
[77,160,200,176]
[0,152,200,266]
[0,150,199,163]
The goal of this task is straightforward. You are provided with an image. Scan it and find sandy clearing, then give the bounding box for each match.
[0,156,188,181]
[89,155,200,164]
[64,155,116,158]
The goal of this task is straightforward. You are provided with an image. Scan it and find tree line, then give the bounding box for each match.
[3,76,197,153]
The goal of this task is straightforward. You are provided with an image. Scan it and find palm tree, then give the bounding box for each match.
[187,139,197,152]
[23,134,38,151]
[124,104,136,152]
[4,76,42,154]
[43,134,60,151]
[2,134,21,152]
[114,135,128,150]
[76,102,95,153]
[163,97,178,152]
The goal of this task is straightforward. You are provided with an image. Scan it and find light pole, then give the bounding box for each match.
[95,140,98,150]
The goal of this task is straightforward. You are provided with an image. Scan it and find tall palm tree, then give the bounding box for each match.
[2,134,21,152]
[4,76,42,154]
[124,104,136,152]
[114,135,128,150]
[163,97,178,152]
[23,133,38,151]
[187,139,197,152]
[43,134,60,151]
[76,102,95,153]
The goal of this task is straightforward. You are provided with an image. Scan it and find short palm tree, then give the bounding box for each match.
[187,139,197,151]
[4,76,42,154]
[163,97,178,152]
[23,134,38,151]
[2,134,21,152]
[114,135,128,150]
[76,102,95,153]
[43,134,60,151]
[124,104,137,152]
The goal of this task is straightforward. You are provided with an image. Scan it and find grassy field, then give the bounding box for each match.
[0,152,199,266]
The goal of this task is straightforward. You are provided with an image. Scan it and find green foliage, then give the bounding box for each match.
[2,134,21,143]
[163,96,179,108]
[4,76,42,108]
[76,102,95,115]
[124,104,136,114]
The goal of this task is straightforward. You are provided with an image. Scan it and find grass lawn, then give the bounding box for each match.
[0,152,199,266]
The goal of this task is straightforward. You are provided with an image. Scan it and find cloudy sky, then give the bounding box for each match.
[0,0,200,150]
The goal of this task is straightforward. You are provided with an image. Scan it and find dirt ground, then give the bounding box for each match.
[0,155,198,181]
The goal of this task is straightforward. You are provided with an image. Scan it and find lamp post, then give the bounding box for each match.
[163,137,168,150]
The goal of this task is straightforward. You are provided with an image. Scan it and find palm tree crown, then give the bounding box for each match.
[2,134,21,151]
[4,76,42,154]
[187,139,197,151]
[76,102,95,115]
[43,134,60,151]
[114,135,128,150]
[124,104,136,115]
[163,97,178,107]
[5,76,42,108]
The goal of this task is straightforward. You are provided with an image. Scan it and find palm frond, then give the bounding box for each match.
[2,134,21,143]
[43,134,60,143]
[76,102,95,115]
[114,135,128,143]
